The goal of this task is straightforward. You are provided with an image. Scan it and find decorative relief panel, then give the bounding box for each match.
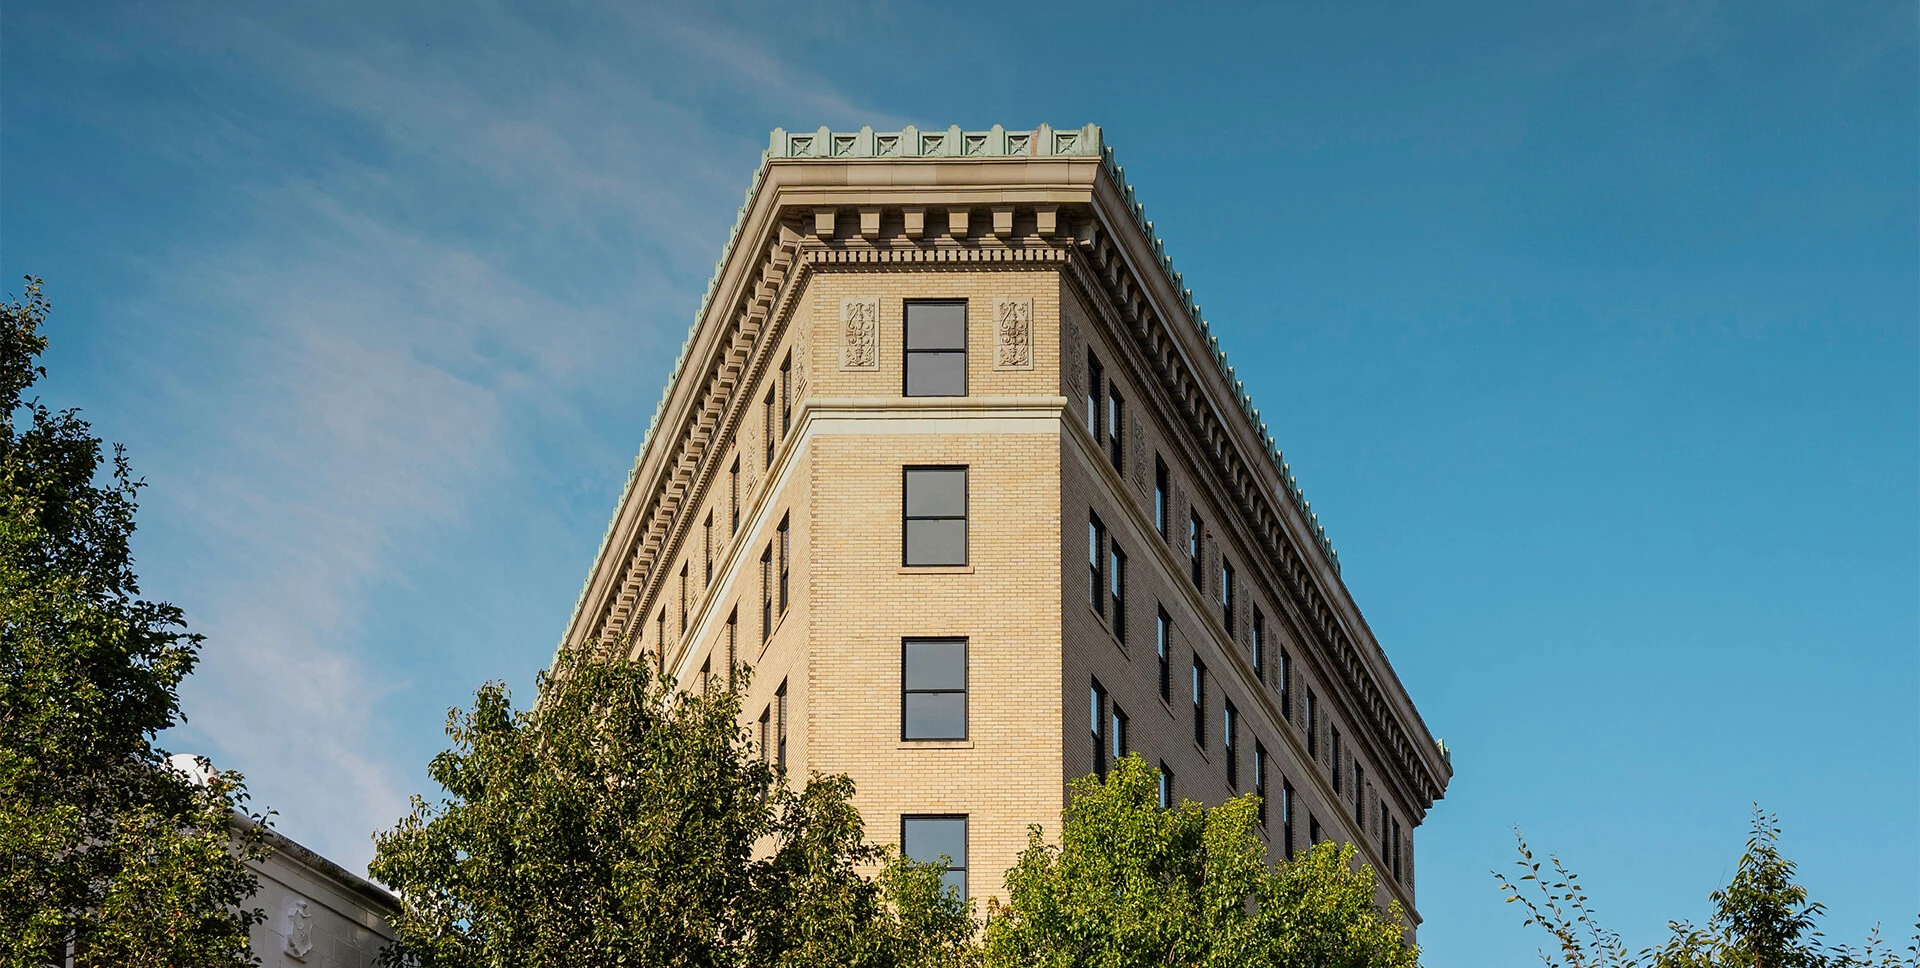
[839,297,879,370]
[793,331,812,400]
[1065,317,1084,396]
[993,297,1033,369]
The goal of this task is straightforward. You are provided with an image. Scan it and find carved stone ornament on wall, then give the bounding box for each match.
[281,897,314,962]
[1065,318,1084,395]
[839,297,879,370]
[993,297,1034,369]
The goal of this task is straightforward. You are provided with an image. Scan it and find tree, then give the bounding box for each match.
[979,754,1420,968]
[369,636,974,968]
[1495,808,1919,968]
[0,277,267,967]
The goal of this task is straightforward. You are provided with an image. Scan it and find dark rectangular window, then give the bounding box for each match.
[1332,728,1343,794]
[1282,780,1296,860]
[1156,608,1172,702]
[1086,352,1103,439]
[1381,802,1391,866]
[1191,658,1207,749]
[1306,688,1318,760]
[1252,608,1265,684]
[1354,765,1366,826]
[777,515,790,615]
[758,706,770,763]
[760,545,773,642]
[729,458,740,533]
[1254,742,1269,827]
[902,638,967,740]
[1221,560,1235,638]
[1109,541,1126,641]
[1090,680,1107,777]
[904,466,968,566]
[656,609,666,671]
[1392,817,1403,883]
[1107,388,1124,472]
[1279,649,1292,721]
[699,657,711,696]
[726,610,737,687]
[902,815,968,898]
[1224,700,1239,789]
[1154,456,1169,540]
[1311,814,1322,846]
[776,679,788,771]
[704,513,714,586]
[779,354,792,436]
[1088,514,1106,616]
[1158,763,1174,809]
[679,564,689,636]
[905,301,967,396]
[1188,510,1203,589]
[1110,703,1127,766]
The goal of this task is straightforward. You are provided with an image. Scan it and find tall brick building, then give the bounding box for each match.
[563,124,1452,925]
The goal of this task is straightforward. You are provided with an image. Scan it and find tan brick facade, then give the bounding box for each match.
[562,127,1450,927]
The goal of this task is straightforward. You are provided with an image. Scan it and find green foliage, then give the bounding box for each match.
[0,277,267,967]
[370,637,975,968]
[1496,808,1919,968]
[979,755,1419,968]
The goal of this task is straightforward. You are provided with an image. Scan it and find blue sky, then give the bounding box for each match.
[5,1,1914,963]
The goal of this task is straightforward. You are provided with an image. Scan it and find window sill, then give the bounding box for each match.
[898,739,975,750]
[899,564,975,575]
[1084,603,1128,656]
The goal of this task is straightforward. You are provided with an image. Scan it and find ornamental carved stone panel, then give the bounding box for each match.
[839,297,879,370]
[1065,317,1084,396]
[993,297,1034,369]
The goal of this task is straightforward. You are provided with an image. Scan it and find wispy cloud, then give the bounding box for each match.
[86,0,895,869]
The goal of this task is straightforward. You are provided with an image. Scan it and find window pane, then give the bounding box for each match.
[903,817,967,868]
[939,868,967,897]
[906,303,966,350]
[903,692,967,739]
[904,641,965,690]
[905,468,967,517]
[906,351,966,396]
[905,519,967,566]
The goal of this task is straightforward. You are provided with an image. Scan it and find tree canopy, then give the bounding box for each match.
[0,277,266,968]
[369,637,974,968]
[1497,809,1919,968]
[980,754,1420,968]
